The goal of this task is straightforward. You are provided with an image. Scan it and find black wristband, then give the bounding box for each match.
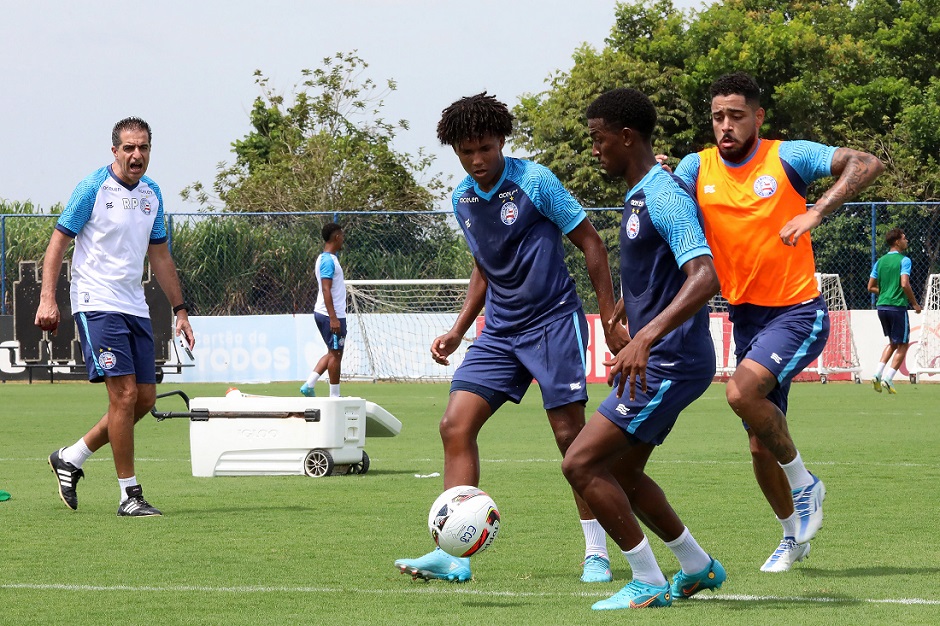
[173,302,192,315]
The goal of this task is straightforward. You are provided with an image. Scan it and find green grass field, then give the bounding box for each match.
[1,380,938,625]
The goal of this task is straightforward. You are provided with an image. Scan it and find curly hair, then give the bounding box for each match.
[585,88,657,140]
[111,117,152,147]
[322,222,343,243]
[436,92,513,146]
[710,72,762,108]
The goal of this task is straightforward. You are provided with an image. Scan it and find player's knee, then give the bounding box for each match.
[725,381,753,415]
[560,449,589,489]
[439,411,473,444]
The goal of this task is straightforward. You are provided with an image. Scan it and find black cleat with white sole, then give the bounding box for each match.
[49,448,84,510]
[117,485,162,517]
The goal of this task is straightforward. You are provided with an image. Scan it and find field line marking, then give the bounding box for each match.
[1,583,938,605]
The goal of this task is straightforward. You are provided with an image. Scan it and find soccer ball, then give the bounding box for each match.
[428,485,501,558]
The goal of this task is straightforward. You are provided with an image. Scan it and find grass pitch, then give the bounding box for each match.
[1,379,938,625]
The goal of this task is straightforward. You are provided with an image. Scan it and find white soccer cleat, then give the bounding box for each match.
[792,473,825,544]
[760,539,810,572]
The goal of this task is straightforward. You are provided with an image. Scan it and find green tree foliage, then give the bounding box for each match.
[513,0,940,302]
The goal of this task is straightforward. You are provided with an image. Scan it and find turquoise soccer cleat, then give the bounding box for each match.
[581,554,613,583]
[394,548,472,582]
[592,579,672,610]
[670,557,726,598]
[299,383,315,397]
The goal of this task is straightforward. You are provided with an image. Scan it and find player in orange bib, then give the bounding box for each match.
[673,73,884,572]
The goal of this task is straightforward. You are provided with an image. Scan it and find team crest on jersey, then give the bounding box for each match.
[141,200,152,215]
[626,212,641,239]
[98,351,117,370]
[753,175,778,198]
[501,202,518,225]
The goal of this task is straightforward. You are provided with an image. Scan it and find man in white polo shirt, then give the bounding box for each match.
[35,117,194,517]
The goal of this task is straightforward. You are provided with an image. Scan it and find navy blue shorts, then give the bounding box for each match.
[452,310,589,410]
[314,312,346,351]
[597,372,712,445]
[877,307,910,344]
[74,312,156,384]
[729,296,830,414]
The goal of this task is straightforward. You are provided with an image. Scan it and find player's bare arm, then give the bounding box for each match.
[606,255,720,400]
[867,276,880,295]
[565,218,629,353]
[320,276,341,334]
[431,263,487,365]
[148,242,195,349]
[34,229,73,334]
[780,147,885,246]
[900,274,923,313]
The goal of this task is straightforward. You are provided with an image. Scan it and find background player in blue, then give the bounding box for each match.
[867,227,922,393]
[301,222,347,398]
[562,88,725,610]
[36,117,194,517]
[672,72,884,571]
[395,93,628,583]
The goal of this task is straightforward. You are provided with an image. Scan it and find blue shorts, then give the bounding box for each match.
[452,310,589,410]
[729,295,830,415]
[314,312,346,351]
[597,372,712,445]
[877,307,910,344]
[74,312,156,384]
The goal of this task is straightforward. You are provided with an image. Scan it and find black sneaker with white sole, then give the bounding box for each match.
[48,447,84,510]
[117,485,162,517]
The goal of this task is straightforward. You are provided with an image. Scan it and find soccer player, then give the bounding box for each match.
[672,72,885,571]
[37,117,194,517]
[301,222,347,398]
[561,87,725,610]
[394,92,628,583]
[868,228,922,393]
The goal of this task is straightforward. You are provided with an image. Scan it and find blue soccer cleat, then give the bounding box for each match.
[792,473,826,544]
[592,579,672,610]
[394,548,472,582]
[670,557,726,599]
[581,554,613,583]
[299,383,315,397]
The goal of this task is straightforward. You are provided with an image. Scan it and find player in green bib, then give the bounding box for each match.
[867,228,922,393]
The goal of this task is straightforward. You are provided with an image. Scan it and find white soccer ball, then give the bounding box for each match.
[428,485,501,557]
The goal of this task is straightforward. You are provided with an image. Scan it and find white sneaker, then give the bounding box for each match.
[792,473,825,543]
[760,539,810,572]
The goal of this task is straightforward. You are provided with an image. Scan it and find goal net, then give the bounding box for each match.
[343,279,473,381]
[707,273,860,382]
[913,273,940,381]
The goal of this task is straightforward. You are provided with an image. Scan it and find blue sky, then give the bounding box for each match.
[1,0,700,211]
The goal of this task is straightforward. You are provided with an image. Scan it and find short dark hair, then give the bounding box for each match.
[322,222,343,242]
[885,228,905,247]
[112,117,152,147]
[710,72,762,108]
[437,92,513,146]
[585,88,657,140]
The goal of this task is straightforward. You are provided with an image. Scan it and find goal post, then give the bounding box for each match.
[343,279,473,382]
[912,273,940,383]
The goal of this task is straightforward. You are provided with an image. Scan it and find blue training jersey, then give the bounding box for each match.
[620,165,715,380]
[452,157,585,335]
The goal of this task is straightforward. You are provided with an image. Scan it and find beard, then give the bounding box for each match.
[717,133,758,163]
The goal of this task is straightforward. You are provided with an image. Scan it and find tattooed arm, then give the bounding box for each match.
[779,147,885,246]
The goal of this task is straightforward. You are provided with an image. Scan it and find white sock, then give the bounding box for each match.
[61,438,93,468]
[329,384,341,397]
[874,362,886,378]
[118,476,138,502]
[305,372,320,387]
[623,535,667,587]
[780,451,814,490]
[884,367,897,383]
[664,527,711,574]
[580,519,608,559]
[779,513,799,540]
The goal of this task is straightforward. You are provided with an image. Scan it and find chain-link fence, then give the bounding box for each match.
[2,203,939,317]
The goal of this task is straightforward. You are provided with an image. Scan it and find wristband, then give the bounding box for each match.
[173,302,192,315]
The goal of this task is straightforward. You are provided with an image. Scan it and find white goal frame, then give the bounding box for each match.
[343,279,472,382]
[912,273,940,383]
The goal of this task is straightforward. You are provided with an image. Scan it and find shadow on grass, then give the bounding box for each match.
[800,565,940,578]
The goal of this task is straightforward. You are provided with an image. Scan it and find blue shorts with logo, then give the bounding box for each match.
[729,295,830,415]
[597,372,712,445]
[877,306,910,344]
[74,312,156,384]
[314,312,346,351]
[452,310,589,410]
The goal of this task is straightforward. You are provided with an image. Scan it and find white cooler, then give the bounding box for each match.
[156,394,401,477]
